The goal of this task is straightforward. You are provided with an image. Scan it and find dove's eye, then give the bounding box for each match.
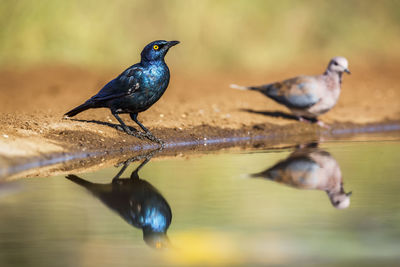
[153,45,159,50]
[333,61,338,66]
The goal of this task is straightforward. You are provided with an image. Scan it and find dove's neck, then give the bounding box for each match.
[326,181,345,197]
[323,69,343,86]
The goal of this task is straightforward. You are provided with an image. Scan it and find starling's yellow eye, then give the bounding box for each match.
[153,45,159,50]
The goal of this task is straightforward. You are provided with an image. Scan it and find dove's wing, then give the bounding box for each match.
[266,76,321,109]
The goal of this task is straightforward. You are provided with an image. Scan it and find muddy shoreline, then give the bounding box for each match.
[2,121,399,180]
[1,62,399,178]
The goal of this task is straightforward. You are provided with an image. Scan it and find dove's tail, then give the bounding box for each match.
[241,173,273,180]
[248,173,264,179]
[230,84,251,91]
[230,83,272,93]
[241,172,265,179]
[247,170,278,181]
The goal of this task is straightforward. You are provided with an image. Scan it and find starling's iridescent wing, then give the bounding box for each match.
[90,66,143,102]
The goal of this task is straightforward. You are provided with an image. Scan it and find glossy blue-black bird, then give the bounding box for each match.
[66,152,172,249]
[64,40,180,144]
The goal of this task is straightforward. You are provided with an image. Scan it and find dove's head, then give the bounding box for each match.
[329,191,352,209]
[327,57,350,75]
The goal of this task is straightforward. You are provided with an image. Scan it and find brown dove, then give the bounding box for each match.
[231,57,350,127]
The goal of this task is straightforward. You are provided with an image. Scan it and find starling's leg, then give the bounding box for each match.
[112,162,130,183]
[130,113,149,132]
[129,147,163,178]
[130,113,164,145]
[112,111,144,139]
[130,156,151,179]
[113,146,163,179]
[112,111,132,132]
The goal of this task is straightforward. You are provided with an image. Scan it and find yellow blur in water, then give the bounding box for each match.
[165,230,243,266]
[164,230,291,266]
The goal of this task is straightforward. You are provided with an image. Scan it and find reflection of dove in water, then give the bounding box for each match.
[250,143,352,209]
[231,57,350,128]
[66,153,172,249]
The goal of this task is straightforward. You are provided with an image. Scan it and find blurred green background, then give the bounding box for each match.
[0,0,399,71]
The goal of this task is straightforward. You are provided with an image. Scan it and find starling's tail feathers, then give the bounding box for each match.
[65,175,93,188]
[64,101,93,118]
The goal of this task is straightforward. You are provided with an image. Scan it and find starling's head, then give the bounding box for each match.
[141,40,180,62]
[143,231,171,249]
[327,56,351,74]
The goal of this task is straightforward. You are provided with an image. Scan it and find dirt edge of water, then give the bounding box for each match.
[2,120,399,180]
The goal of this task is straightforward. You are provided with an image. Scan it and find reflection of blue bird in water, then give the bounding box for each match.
[250,143,352,209]
[66,153,171,248]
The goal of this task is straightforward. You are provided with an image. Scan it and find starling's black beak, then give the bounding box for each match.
[167,40,180,47]
[344,68,351,74]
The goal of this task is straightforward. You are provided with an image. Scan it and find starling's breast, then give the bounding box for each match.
[115,64,170,112]
[141,66,170,98]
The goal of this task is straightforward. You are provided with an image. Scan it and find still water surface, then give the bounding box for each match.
[0,141,399,266]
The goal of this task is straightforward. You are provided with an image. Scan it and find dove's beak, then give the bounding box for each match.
[167,40,180,47]
[346,191,352,197]
[344,68,351,74]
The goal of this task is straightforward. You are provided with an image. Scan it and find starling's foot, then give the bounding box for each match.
[143,132,165,146]
[157,138,166,148]
[116,126,146,140]
[115,147,163,168]
[115,153,148,167]
[131,132,146,140]
[116,125,135,134]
